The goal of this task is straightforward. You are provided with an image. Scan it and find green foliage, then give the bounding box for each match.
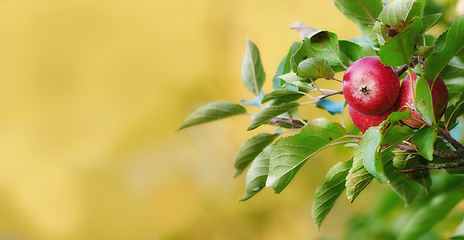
[385,153,421,206]
[273,42,302,89]
[445,93,464,130]
[266,118,347,193]
[333,0,383,42]
[398,189,464,240]
[291,38,311,73]
[234,133,279,177]
[378,18,424,66]
[312,159,353,229]
[345,140,373,203]
[362,111,412,182]
[179,0,464,237]
[424,16,464,83]
[261,88,304,104]
[241,37,266,96]
[377,0,423,27]
[247,101,300,130]
[421,13,443,33]
[440,57,464,80]
[412,127,437,160]
[415,75,436,125]
[239,144,274,201]
[308,31,348,72]
[338,40,364,65]
[179,101,247,130]
[297,57,335,79]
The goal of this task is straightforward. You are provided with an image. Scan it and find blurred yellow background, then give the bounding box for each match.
[0,0,389,239]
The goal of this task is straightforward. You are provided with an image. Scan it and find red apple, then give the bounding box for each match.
[395,73,448,128]
[343,57,400,115]
[348,105,394,133]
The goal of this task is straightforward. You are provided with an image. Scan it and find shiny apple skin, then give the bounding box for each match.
[348,105,394,133]
[395,73,448,128]
[343,57,400,115]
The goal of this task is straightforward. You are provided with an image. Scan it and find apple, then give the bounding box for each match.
[348,105,394,133]
[395,73,448,128]
[343,57,400,115]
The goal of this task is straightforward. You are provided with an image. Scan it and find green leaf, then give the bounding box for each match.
[312,159,353,229]
[278,72,306,83]
[346,125,413,203]
[363,126,388,182]
[358,42,377,57]
[445,94,464,130]
[415,76,436,125]
[377,0,423,26]
[273,42,302,90]
[238,144,274,201]
[345,140,373,202]
[179,101,247,130]
[450,217,464,239]
[378,18,424,66]
[291,38,311,73]
[338,40,364,66]
[421,13,444,33]
[247,101,300,131]
[447,80,464,101]
[309,31,347,72]
[374,21,390,45]
[382,124,414,145]
[233,133,279,177]
[424,16,464,82]
[241,37,266,96]
[267,118,347,193]
[297,57,335,79]
[384,151,421,206]
[333,0,383,42]
[411,168,432,194]
[362,111,413,182]
[398,189,464,240]
[412,127,437,160]
[404,155,432,193]
[261,88,305,104]
[277,73,314,93]
[440,56,464,79]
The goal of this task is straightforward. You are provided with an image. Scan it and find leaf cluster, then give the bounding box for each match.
[179,0,464,236]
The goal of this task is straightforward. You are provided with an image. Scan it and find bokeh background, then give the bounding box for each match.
[0,1,460,240]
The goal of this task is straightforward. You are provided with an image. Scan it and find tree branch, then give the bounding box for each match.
[316,90,343,102]
[397,129,464,173]
[270,119,304,128]
[397,143,464,160]
[400,161,464,173]
[396,56,424,76]
[439,129,464,154]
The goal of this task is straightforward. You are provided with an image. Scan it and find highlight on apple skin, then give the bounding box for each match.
[395,73,449,128]
[343,57,400,115]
